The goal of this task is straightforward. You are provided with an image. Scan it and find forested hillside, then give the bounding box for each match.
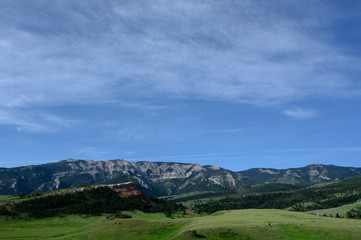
[0,184,184,218]
[194,174,361,214]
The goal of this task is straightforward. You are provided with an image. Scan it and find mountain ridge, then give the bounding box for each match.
[1,158,361,196]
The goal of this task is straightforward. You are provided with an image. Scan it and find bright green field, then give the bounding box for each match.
[1,209,361,239]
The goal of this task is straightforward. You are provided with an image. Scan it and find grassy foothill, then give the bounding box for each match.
[312,201,361,218]
[1,209,361,239]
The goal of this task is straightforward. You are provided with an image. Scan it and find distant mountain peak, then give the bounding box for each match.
[1,159,361,196]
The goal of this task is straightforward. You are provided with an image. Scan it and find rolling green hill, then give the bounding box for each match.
[1,209,361,239]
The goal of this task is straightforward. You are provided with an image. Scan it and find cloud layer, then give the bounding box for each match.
[0,0,360,131]
[1,1,360,104]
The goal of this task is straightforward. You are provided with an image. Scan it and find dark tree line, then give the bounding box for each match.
[194,177,361,214]
[0,187,185,218]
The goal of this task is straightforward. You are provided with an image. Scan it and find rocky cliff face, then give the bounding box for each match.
[109,182,150,203]
[1,159,360,196]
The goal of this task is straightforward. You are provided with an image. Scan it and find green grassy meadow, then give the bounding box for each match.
[312,201,361,218]
[1,209,361,239]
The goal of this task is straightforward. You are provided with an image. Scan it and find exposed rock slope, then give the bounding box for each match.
[1,159,360,196]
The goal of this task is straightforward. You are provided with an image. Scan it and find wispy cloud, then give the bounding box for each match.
[0,108,79,132]
[0,0,360,112]
[0,109,49,132]
[115,101,168,112]
[282,108,317,119]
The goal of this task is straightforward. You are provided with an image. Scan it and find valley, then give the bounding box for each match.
[1,159,361,239]
[3,1,361,239]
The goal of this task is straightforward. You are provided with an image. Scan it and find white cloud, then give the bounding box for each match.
[282,108,317,119]
[0,1,360,114]
[0,108,78,132]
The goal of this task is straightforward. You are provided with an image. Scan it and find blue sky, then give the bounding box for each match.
[1,0,361,170]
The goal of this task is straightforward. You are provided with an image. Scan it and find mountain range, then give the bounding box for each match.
[1,158,361,196]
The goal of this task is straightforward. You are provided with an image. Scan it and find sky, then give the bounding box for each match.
[0,0,361,171]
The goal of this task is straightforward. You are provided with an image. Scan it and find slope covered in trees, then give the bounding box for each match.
[194,174,361,214]
[0,185,185,218]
